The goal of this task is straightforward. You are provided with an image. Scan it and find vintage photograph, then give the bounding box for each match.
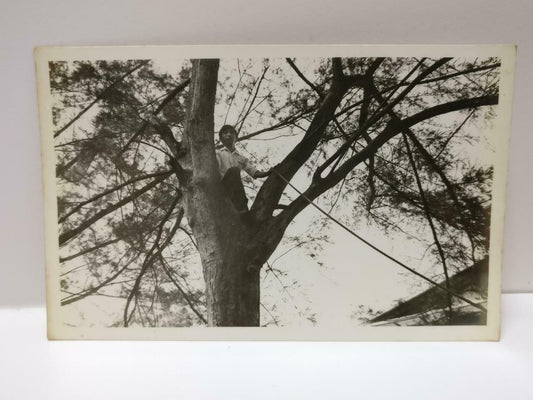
[36,46,515,340]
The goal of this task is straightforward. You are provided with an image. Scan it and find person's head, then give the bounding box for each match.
[219,125,238,149]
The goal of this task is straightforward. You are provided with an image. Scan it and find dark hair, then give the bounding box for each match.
[219,125,238,139]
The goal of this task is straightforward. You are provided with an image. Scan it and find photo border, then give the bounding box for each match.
[35,44,516,340]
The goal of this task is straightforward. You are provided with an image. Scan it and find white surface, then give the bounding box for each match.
[0,0,532,307]
[0,293,531,400]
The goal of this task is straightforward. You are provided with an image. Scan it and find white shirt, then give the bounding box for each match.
[216,147,257,177]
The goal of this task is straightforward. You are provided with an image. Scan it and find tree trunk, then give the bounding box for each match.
[201,232,262,326]
[182,59,268,326]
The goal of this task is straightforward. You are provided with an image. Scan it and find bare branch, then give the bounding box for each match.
[236,65,269,132]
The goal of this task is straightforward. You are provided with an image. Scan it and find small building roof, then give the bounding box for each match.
[371,258,488,325]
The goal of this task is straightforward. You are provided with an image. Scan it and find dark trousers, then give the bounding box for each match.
[222,167,248,212]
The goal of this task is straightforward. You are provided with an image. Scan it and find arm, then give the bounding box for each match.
[240,154,271,179]
[253,169,272,179]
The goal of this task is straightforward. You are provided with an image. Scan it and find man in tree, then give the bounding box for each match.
[146,114,271,212]
[216,124,271,212]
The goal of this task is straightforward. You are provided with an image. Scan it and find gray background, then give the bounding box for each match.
[1,0,531,308]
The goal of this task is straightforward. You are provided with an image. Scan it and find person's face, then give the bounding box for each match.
[220,129,237,148]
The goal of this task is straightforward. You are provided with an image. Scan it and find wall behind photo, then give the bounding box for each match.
[0,0,531,307]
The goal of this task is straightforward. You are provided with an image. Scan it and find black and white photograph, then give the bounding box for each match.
[36,45,515,340]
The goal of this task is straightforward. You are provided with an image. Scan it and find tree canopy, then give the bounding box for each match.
[50,56,499,327]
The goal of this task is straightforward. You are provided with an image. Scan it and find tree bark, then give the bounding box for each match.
[182,59,272,326]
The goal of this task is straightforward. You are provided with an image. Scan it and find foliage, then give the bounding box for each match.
[51,56,499,327]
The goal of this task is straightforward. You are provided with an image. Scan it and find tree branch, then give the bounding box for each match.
[59,169,172,223]
[277,93,498,227]
[54,60,149,139]
[435,110,475,159]
[236,65,269,132]
[401,131,453,314]
[61,246,139,306]
[158,255,207,324]
[120,78,191,153]
[367,81,480,262]
[332,62,500,123]
[313,58,451,181]
[286,58,324,99]
[123,203,184,326]
[59,238,120,263]
[251,58,366,221]
[58,172,172,246]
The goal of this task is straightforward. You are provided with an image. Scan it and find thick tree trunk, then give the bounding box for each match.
[201,232,262,326]
[182,59,269,326]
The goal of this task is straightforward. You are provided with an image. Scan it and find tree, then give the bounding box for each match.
[52,56,499,327]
